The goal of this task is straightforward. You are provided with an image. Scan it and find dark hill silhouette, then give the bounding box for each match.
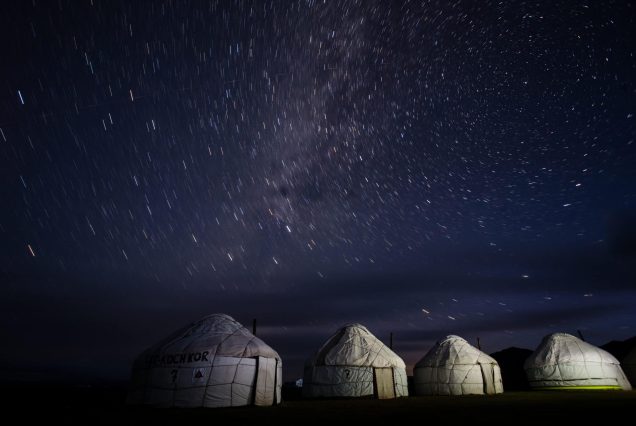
[601,336,636,361]
[490,347,533,391]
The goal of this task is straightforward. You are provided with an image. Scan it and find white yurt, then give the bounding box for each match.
[524,333,632,390]
[413,335,504,395]
[302,323,408,399]
[126,313,282,407]
[623,346,636,387]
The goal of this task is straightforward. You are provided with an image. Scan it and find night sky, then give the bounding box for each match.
[1,1,635,384]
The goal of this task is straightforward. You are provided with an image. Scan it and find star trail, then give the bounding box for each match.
[1,1,635,383]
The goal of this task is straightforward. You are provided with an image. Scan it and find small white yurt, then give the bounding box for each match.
[127,313,282,407]
[302,323,408,399]
[623,346,636,387]
[524,333,632,390]
[413,335,503,395]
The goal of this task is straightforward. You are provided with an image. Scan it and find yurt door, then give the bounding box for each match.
[374,368,396,399]
[254,357,276,406]
[480,363,495,395]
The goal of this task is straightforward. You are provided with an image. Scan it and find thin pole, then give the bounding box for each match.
[477,337,481,350]
[390,332,393,349]
[253,318,257,335]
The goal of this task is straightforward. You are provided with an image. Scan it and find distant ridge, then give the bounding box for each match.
[601,336,636,361]
[490,347,533,390]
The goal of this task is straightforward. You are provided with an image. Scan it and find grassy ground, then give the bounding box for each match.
[4,385,635,425]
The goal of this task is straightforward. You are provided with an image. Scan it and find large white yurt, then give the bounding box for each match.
[126,313,282,407]
[524,333,632,390]
[623,346,636,387]
[413,335,504,395]
[302,323,408,399]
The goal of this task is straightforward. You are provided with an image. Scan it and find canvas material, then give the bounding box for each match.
[303,324,408,398]
[524,333,632,390]
[393,367,409,397]
[480,363,496,394]
[275,361,283,403]
[303,365,375,398]
[375,368,395,399]
[255,356,277,406]
[302,365,408,398]
[413,335,504,395]
[134,314,280,362]
[126,314,283,407]
[309,324,406,368]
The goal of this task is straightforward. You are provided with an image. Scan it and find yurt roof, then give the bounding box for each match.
[134,313,280,367]
[415,335,498,368]
[308,323,405,368]
[524,332,620,368]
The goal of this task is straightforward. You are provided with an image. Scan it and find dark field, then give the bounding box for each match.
[4,385,635,425]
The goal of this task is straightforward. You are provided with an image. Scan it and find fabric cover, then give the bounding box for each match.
[524,333,632,390]
[375,368,396,399]
[126,313,282,407]
[414,335,503,395]
[303,323,408,398]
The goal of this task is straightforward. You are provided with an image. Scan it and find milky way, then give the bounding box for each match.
[1,1,635,381]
